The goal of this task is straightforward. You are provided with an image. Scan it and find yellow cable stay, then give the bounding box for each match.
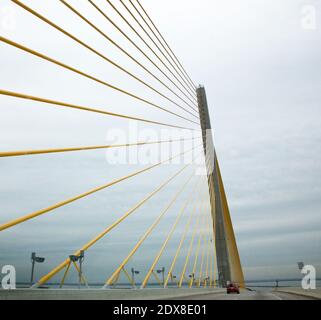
[0,89,199,131]
[32,161,195,287]
[0,137,199,158]
[0,144,201,232]
[11,0,198,121]
[104,171,196,287]
[0,36,199,127]
[118,0,196,95]
[134,0,197,90]
[178,188,206,287]
[140,176,202,288]
[104,0,197,103]
[88,0,198,111]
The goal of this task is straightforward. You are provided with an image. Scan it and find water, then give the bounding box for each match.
[246,279,321,291]
[16,279,321,290]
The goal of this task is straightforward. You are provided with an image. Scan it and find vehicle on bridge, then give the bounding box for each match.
[227,283,240,294]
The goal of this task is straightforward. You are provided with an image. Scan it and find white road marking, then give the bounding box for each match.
[268,292,282,300]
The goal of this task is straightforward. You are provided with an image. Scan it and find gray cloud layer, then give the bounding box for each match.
[1,0,321,283]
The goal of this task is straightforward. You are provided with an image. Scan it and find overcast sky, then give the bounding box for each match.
[0,0,321,285]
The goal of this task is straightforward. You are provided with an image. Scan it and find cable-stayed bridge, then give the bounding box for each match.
[0,0,244,292]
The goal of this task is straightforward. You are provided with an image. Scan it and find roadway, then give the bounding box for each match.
[173,289,316,300]
[0,288,317,300]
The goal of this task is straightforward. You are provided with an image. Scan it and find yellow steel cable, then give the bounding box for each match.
[59,0,199,117]
[114,0,197,102]
[0,89,199,131]
[201,250,207,287]
[207,190,215,288]
[211,236,217,287]
[216,157,245,287]
[200,210,212,287]
[112,271,121,285]
[32,161,195,288]
[203,199,213,288]
[135,0,197,90]
[59,262,71,288]
[11,0,198,121]
[119,0,196,96]
[212,225,217,287]
[129,0,193,89]
[72,261,89,287]
[104,171,195,287]
[188,208,207,288]
[209,241,213,287]
[0,36,199,127]
[197,215,210,287]
[178,188,205,287]
[206,152,216,287]
[204,217,212,287]
[58,259,89,288]
[151,271,162,286]
[128,0,196,92]
[203,149,216,239]
[121,267,135,286]
[0,137,200,158]
[0,144,201,232]
[89,0,198,111]
[163,189,201,288]
[196,214,208,288]
[140,175,202,288]
[200,165,215,289]
[104,0,197,104]
[206,167,217,288]
[179,185,206,286]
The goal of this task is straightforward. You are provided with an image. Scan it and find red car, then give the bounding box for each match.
[227,283,240,294]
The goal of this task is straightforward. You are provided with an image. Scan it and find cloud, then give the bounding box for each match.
[0,0,321,284]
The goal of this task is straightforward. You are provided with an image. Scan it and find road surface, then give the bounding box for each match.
[0,288,317,300]
[173,289,316,300]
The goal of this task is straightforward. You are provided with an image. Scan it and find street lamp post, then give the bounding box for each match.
[189,273,195,287]
[30,252,45,286]
[171,274,177,286]
[69,250,85,288]
[131,268,140,287]
[156,267,165,286]
[297,262,305,271]
[205,276,210,287]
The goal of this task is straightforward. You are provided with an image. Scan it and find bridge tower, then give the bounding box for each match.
[197,86,245,288]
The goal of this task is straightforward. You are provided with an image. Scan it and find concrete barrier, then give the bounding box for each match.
[0,288,226,300]
[274,287,321,300]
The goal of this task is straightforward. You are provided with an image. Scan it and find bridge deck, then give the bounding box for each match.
[0,288,225,300]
